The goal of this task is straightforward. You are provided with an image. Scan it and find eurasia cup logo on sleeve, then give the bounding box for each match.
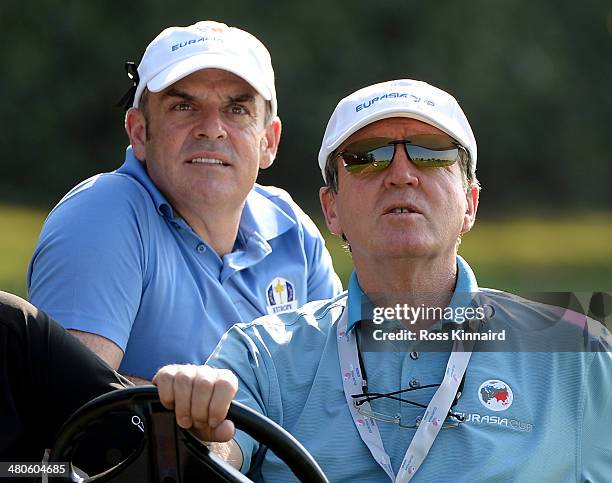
[265,277,298,314]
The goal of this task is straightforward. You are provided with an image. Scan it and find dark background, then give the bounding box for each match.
[2,0,611,215]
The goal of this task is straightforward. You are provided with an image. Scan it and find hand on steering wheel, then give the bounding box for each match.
[48,386,328,483]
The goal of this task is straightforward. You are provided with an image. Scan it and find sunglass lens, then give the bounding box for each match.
[343,148,393,173]
[406,145,458,167]
[341,138,394,174]
[404,135,459,167]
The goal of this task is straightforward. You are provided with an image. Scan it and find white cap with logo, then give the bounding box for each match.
[318,79,477,181]
[132,21,277,117]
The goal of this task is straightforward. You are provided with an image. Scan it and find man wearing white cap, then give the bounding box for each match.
[150,79,610,481]
[26,21,341,382]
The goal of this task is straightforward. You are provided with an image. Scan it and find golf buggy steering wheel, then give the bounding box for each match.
[48,386,328,482]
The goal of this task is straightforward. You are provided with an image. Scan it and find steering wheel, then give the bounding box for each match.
[48,385,328,483]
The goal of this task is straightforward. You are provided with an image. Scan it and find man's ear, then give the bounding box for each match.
[319,186,342,236]
[461,185,480,234]
[259,117,282,170]
[125,107,147,161]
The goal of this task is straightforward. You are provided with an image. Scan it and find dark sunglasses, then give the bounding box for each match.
[337,135,465,174]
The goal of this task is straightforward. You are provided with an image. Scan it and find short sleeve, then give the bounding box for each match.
[206,322,280,474]
[27,175,148,350]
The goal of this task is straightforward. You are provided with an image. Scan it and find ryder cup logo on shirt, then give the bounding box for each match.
[478,379,514,411]
[266,277,298,314]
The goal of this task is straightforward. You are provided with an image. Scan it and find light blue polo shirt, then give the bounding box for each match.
[207,256,611,482]
[27,147,342,380]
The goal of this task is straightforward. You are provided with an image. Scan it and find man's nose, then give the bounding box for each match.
[194,108,227,139]
[383,143,419,188]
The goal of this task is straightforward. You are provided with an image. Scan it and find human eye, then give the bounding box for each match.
[172,102,193,111]
[228,104,250,116]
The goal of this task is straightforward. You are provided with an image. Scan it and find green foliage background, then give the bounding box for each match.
[0,0,611,296]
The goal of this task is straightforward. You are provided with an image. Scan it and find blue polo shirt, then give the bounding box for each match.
[207,257,611,482]
[27,147,342,380]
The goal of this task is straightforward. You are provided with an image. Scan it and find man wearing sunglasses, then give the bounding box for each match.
[169,79,608,481]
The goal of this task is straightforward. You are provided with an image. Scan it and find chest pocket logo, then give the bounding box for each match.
[265,277,298,315]
[478,379,514,411]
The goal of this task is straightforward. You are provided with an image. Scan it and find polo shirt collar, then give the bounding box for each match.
[239,187,296,242]
[221,189,296,277]
[118,146,295,242]
[117,147,175,218]
[346,255,480,333]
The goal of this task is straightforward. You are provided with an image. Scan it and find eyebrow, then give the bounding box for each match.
[163,88,196,102]
[162,89,256,105]
[227,93,256,104]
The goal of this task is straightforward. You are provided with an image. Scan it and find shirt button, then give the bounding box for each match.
[196,243,206,253]
[410,351,419,360]
[409,378,420,389]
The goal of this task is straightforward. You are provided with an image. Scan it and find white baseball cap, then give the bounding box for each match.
[132,21,277,117]
[318,79,477,181]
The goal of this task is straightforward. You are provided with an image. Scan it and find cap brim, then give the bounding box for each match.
[326,106,468,154]
[147,52,273,102]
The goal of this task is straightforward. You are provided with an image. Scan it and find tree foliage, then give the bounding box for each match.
[1,0,611,214]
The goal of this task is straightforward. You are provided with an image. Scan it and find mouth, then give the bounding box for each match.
[384,204,422,215]
[188,157,229,166]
